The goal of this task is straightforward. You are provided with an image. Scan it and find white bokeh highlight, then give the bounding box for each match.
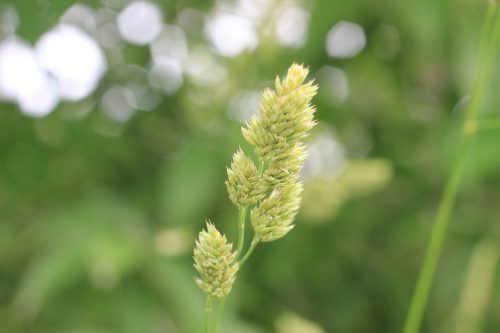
[186,46,227,86]
[228,90,260,123]
[101,86,136,122]
[18,79,59,118]
[149,58,184,95]
[318,66,349,106]
[150,25,188,65]
[302,130,347,180]
[0,6,19,36]
[205,13,258,57]
[60,4,96,31]
[0,38,59,117]
[235,0,273,23]
[326,21,366,59]
[117,1,163,45]
[36,24,107,100]
[274,5,309,48]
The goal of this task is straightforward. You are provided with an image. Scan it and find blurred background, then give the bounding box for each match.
[0,0,499,332]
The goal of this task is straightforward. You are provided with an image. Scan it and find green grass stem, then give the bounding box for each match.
[402,3,500,333]
[205,296,213,333]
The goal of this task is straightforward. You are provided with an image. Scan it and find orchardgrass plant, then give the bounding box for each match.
[193,64,318,333]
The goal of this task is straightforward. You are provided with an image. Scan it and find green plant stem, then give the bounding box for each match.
[235,162,264,266]
[239,236,260,266]
[465,3,498,122]
[211,208,245,333]
[402,137,471,333]
[205,296,213,333]
[212,163,264,332]
[213,297,226,333]
[402,4,500,333]
[236,207,248,257]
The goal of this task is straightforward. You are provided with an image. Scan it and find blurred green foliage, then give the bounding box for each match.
[0,0,500,332]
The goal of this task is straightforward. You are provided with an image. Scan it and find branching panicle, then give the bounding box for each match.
[194,63,318,332]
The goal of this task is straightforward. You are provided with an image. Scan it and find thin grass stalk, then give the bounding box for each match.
[236,207,248,257]
[205,296,214,333]
[402,3,500,333]
[239,237,260,266]
[213,298,226,333]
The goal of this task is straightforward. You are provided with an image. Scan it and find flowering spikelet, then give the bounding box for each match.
[194,64,318,307]
[193,223,239,299]
[263,142,308,188]
[242,63,318,162]
[250,182,303,242]
[225,149,268,208]
[240,64,317,242]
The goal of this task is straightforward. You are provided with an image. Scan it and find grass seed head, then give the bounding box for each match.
[193,222,239,298]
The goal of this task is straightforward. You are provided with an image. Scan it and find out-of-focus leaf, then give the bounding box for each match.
[13,196,149,319]
[159,145,223,227]
[146,258,204,333]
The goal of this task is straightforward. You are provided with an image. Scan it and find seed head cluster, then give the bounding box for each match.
[194,63,318,298]
[193,223,238,299]
[245,64,317,241]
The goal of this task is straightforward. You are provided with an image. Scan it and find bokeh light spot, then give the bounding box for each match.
[60,4,96,31]
[228,90,261,123]
[303,129,347,180]
[149,58,184,95]
[317,66,349,106]
[0,38,59,117]
[101,86,136,122]
[117,1,163,45]
[150,25,188,64]
[274,5,309,48]
[36,24,107,101]
[326,21,366,58]
[205,12,258,57]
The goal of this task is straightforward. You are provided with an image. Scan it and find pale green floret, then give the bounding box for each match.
[250,183,303,242]
[260,84,317,141]
[275,63,309,95]
[242,120,290,161]
[251,89,316,143]
[242,63,318,163]
[225,149,268,208]
[263,142,308,188]
[193,223,239,299]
